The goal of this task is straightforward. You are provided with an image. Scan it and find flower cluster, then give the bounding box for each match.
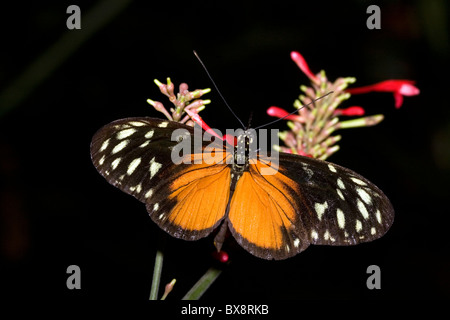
[267,51,420,160]
[148,78,238,146]
[148,54,419,161]
[147,78,211,125]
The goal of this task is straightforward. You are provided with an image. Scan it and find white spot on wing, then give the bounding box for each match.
[145,130,154,139]
[357,188,372,205]
[116,128,136,140]
[371,227,376,235]
[336,209,345,229]
[135,183,142,193]
[149,157,162,179]
[311,230,319,241]
[158,122,168,128]
[111,140,129,154]
[127,157,141,175]
[337,188,345,200]
[129,121,145,126]
[351,177,367,186]
[357,199,369,219]
[139,141,150,148]
[99,155,105,165]
[356,220,362,232]
[328,163,337,173]
[153,203,159,211]
[145,189,153,199]
[323,229,336,242]
[314,201,328,221]
[375,209,382,224]
[337,178,345,190]
[100,138,110,152]
[293,238,300,248]
[111,157,121,170]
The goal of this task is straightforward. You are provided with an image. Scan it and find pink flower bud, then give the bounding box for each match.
[290,51,319,83]
[398,83,420,96]
[267,106,289,118]
[212,250,229,263]
[179,83,189,95]
[267,106,304,122]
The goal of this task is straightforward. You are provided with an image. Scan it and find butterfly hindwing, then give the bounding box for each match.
[145,156,231,240]
[276,153,394,246]
[227,161,310,260]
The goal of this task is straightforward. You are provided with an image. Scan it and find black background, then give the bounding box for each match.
[1,0,449,303]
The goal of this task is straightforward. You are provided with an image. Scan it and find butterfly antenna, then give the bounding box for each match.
[247,111,253,130]
[193,50,246,129]
[253,91,334,130]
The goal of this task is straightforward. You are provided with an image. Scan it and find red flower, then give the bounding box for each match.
[185,109,220,138]
[346,80,419,108]
[291,51,319,83]
[267,106,304,122]
[334,106,365,116]
[185,109,237,146]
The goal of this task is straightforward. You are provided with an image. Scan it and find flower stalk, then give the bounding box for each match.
[149,248,164,300]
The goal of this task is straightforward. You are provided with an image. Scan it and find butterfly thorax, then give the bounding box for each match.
[232,133,252,174]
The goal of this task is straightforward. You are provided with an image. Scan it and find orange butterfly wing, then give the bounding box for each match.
[227,159,310,259]
[146,145,234,240]
[149,161,231,239]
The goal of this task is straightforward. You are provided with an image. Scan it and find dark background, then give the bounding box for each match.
[1,0,449,302]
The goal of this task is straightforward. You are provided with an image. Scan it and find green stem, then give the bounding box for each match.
[149,233,166,300]
[149,249,164,300]
[182,267,223,300]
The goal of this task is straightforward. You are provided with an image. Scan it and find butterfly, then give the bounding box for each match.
[90,116,394,260]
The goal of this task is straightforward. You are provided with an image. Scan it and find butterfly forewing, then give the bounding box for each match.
[91,117,232,241]
[91,117,186,202]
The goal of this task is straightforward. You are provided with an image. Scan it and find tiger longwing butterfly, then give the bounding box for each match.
[90,115,394,260]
